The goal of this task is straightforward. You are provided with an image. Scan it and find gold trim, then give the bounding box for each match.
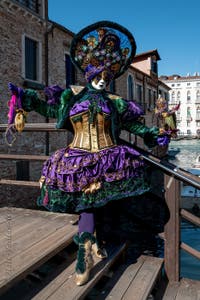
[70,85,85,95]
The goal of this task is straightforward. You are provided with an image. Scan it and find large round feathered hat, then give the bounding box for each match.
[70,20,137,81]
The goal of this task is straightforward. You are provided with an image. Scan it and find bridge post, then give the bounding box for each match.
[164,174,180,282]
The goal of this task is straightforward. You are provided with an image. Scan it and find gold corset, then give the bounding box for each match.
[70,111,115,152]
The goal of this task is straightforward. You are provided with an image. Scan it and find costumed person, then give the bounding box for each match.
[154,94,180,138]
[6,21,171,286]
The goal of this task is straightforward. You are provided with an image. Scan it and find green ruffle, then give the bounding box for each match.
[37,175,150,213]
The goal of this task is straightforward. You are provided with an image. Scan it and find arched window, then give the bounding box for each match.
[171,91,175,104]
[196,106,200,120]
[187,91,191,103]
[196,90,200,103]
[128,75,134,100]
[177,91,181,103]
[187,107,191,120]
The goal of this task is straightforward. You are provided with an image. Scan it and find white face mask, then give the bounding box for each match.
[91,78,106,90]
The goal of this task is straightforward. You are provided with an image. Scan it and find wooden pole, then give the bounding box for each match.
[164,174,180,282]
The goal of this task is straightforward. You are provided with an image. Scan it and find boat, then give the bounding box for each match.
[191,154,200,169]
[167,147,180,158]
[181,165,200,212]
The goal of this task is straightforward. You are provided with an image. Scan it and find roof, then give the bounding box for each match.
[49,20,75,37]
[134,49,161,61]
[160,74,200,81]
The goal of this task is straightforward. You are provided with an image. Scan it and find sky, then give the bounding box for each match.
[48,0,200,77]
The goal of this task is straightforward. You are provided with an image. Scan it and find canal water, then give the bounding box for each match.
[169,139,200,280]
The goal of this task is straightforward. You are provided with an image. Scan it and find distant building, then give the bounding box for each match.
[160,74,200,137]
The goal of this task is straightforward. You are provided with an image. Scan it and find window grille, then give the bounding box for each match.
[25,37,37,80]
[15,0,39,14]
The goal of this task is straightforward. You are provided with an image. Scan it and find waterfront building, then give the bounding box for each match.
[160,74,200,137]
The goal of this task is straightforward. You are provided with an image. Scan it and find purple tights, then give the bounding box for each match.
[78,212,95,234]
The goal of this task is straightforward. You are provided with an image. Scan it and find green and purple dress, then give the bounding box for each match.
[21,83,166,213]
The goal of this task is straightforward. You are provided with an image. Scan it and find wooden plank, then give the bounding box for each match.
[175,278,200,300]
[0,123,65,132]
[114,256,163,300]
[0,210,78,294]
[162,282,180,300]
[0,154,49,161]
[180,209,200,227]
[0,179,39,187]
[32,243,126,300]
[0,211,63,257]
[0,212,75,261]
[104,256,146,300]
[181,242,200,260]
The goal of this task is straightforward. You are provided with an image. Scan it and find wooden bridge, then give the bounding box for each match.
[0,123,200,299]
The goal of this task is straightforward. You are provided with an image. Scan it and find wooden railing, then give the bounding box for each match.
[0,123,200,284]
[131,143,200,283]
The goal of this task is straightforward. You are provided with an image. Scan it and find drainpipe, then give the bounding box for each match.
[44,0,49,155]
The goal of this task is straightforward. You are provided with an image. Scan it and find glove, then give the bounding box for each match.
[8,82,24,99]
[8,82,18,95]
[157,135,170,147]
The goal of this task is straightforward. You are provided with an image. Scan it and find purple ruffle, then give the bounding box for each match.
[69,99,111,116]
[42,145,144,192]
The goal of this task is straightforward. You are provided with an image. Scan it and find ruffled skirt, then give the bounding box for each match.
[37,145,150,213]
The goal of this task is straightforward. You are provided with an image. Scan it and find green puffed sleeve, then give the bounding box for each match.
[123,120,160,148]
[22,88,72,120]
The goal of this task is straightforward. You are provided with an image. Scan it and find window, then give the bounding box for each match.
[23,36,41,82]
[153,91,156,107]
[127,75,134,100]
[151,59,157,74]
[176,110,181,121]
[187,91,191,103]
[196,106,200,120]
[187,107,192,121]
[136,84,142,105]
[171,91,175,104]
[16,0,39,14]
[177,91,181,103]
[148,89,152,110]
[65,54,76,87]
[196,90,200,103]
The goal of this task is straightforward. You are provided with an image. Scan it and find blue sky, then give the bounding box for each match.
[48,0,200,77]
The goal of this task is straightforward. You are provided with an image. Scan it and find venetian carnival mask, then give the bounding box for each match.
[91,71,110,90]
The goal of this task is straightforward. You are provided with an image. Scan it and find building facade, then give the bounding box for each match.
[160,74,200,137]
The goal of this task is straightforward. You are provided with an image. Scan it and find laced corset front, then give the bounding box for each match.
[69,99,115,152]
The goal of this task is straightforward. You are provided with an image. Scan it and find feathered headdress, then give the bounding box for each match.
[70,21,137,81]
